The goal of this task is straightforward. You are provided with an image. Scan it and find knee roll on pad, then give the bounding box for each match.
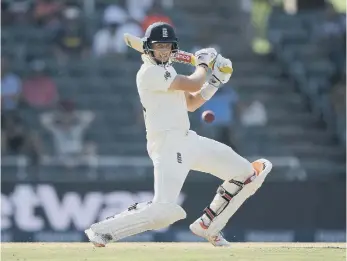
[91,202,186,241]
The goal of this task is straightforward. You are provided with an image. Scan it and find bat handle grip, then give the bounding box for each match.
[173,51,233,75]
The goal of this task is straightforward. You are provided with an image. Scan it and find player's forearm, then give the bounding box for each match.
[186,80,219,112]
[186,66,208,91]
[186,91,208,112]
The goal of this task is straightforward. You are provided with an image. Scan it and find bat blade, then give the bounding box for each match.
[124,33,144,53]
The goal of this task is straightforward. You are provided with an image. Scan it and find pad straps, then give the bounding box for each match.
[203,180,244,221]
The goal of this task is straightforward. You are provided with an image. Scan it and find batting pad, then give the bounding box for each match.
[207,159,272,235]
[90,202,186,241]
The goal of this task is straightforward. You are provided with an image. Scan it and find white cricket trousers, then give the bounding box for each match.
[147,130,254,204]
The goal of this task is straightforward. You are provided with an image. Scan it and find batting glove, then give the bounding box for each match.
[209,54,232,88]
[195,48,217,69]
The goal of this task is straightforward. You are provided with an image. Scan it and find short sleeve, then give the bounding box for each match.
[138,65,177,91]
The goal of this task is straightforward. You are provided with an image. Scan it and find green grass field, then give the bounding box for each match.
[2,243,346,261]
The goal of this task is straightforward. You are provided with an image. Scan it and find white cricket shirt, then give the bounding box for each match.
[136,55,190,135]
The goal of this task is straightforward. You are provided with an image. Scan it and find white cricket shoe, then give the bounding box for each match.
[189,218,230,247]
[84,228,110,247]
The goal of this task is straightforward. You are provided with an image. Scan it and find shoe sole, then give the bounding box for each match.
[84,229,106,247]
[92,243,105,247]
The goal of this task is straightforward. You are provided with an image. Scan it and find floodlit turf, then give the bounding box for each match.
[2,243,346,261]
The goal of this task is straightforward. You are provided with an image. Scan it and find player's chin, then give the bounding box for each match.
[153,54,170,64]
[159,56,170,63]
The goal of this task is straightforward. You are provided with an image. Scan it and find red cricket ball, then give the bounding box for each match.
[202,110,215,123]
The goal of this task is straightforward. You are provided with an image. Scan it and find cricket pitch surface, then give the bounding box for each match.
[2,242,346,261]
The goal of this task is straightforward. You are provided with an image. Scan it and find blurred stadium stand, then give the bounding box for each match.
[2,0,345,181]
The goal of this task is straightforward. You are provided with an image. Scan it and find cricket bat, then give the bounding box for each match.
[124,33,233,74]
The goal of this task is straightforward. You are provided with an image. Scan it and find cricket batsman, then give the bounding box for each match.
[85,22,272,247]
